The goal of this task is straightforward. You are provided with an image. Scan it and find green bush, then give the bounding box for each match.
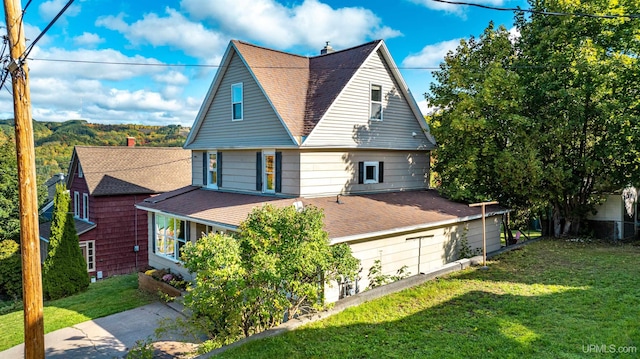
[0,239,22,300]
[42,184,90,300]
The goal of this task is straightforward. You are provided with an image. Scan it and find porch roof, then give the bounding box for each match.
[136,187,507,242]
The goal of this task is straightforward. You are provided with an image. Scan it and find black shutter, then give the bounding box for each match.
[202,153,207,186]
[217,151,223,187]
[358,161,364,184]
[256,151,262,191]
[378,161,384,183]
[275,152,282,193]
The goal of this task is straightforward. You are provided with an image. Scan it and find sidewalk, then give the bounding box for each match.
[0,301,191,359]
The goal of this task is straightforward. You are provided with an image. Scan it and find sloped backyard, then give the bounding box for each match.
[215,238,640,358]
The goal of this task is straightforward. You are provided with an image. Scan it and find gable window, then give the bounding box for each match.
[207,151,218,189]
[79,240,95,272]
[232,83,243,121]
[370,84,383,121]
[82,193,89,220]
[358,161,384,184]
[154,214,187,262]
[78,164,83,178]
[74,191,80,218]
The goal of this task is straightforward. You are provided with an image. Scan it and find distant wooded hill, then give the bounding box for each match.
[0,119,189,180]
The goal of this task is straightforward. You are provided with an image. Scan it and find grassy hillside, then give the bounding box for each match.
[0,119,189,179]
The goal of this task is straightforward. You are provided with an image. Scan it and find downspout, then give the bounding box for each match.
[134,195,138,271]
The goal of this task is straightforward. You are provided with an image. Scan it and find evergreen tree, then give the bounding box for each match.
[42,184,90,300]
[0,140,21,242]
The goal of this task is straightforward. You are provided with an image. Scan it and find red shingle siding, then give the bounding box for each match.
[79,194,150,277]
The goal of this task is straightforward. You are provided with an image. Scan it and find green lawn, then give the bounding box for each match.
[0,273,153,351]
[219,239,640,358]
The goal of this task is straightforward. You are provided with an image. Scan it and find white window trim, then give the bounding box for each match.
[78,164,83,178]
[207,151,218,190]
[370,83,383,121]
[263,150,276,194]
[154,214,188,263]
[73,191,80,218]
[79,240,95,272]
[231,82,243,121]
[82,193,89,221]
[363,161,379,184]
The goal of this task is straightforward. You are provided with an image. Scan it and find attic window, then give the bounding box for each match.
[370,84,382,121]
[78,164,83,178]
[232,83,243,121]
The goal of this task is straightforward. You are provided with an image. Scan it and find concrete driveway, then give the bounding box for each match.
[0,301,191,359]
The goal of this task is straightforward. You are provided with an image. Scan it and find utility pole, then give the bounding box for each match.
[3,0,45,357]
[469,201,498,269]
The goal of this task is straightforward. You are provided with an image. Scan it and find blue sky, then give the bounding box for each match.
[0,0,526,126]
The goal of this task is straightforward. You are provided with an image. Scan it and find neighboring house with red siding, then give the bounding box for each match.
[40,144,191,278]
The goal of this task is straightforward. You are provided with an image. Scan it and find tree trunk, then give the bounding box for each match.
[553,206,562,237]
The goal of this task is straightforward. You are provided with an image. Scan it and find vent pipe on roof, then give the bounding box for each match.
[321,41,335,55]
[126,136,135,147]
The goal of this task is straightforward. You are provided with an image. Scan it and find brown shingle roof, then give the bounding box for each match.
[73,146,192,196]
[39,219,96,241]
[137,188,506,241]
[232,40,381,137]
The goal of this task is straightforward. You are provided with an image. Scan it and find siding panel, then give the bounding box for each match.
[304,50,432,150]
[299,150,429,197]
[188,52,295,149]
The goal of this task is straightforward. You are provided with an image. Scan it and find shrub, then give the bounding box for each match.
[42,184,90,300]
[0,239,22,300]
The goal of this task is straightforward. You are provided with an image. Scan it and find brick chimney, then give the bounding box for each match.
[126,137,135,147]
[320,41,335,55]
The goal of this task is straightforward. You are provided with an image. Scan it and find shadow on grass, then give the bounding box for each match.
[221,239,640,359]
[224,288,639,359]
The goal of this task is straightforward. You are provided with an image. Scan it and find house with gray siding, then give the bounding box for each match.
[136,40,506,302]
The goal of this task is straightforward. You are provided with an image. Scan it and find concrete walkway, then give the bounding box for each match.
[0,301,188,359]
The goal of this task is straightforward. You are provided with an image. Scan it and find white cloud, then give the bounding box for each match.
[181,0,401,50]
[153,71,189,86]
[402,39,461,69]
[407,0,506,17]
[96,8,226,62]
[73,32,105,47]
[38,0,81,22]
[508,26,520,43]
[16,46,205,126]
[28,47,166,81]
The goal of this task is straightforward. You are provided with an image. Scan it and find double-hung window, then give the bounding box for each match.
[82,193,89,220]
[154,214,187,262]
[79,241,95,272]
[263,151,276,193]
[232,83,243,121]
[207,151,218,189]
[73,191,80,218]
[370,84,383,121]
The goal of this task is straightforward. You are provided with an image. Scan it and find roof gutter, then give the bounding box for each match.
[330,209,509,245]
[134,205,239,232]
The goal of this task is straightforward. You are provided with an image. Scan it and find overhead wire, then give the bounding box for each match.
[430,0,640,19]
[21,0,75,62]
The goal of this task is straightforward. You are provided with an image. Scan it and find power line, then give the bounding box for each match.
[430,0,640,19]
[21,0,75,62]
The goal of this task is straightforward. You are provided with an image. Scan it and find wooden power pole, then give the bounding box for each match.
[3,0,45,357]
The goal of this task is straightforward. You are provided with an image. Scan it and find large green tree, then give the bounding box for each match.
[42,184,90,300]
[516,0,640,235]
[181,204,360,348]
[427,22,542,210]
[428,1,640,236]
